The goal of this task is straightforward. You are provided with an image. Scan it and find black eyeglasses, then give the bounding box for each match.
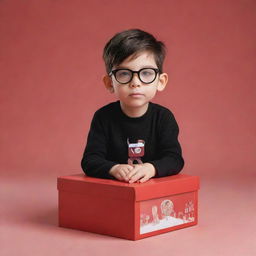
[109,68,159,84]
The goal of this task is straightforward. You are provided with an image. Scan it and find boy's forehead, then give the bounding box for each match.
[126,50,153,61]
[116,50,157,68]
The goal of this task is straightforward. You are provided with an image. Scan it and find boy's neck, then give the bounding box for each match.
[120,102,149,118]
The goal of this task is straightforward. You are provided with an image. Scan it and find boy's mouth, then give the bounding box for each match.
[129,93,144,97]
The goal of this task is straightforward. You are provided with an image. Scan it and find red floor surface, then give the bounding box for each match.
[1,173,256,256]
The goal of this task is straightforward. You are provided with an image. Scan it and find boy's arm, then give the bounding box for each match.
[81,111,117,179]
[148,111,184,177]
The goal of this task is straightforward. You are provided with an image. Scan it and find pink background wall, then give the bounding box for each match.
[1,1,256,255]
[1,0,255,180]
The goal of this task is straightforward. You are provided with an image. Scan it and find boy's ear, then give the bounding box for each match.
[103,75,114,93]
[157,73,168,92]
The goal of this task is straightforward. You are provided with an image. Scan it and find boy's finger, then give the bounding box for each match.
[120,169,129,180]
[121,168,129,176]
[127,164,134,170]
[116,173,124,181]
[139,176,149,183]
[125,166,134,173]
[127,168,138,179]
[129,172,144,184]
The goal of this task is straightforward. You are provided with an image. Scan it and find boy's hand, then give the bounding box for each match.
[127,163,156,184]
[109,164,134,182]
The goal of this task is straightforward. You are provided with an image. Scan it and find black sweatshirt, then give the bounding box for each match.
[81,101,184,179]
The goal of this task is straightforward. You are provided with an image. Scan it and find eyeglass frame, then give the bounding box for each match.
[109,68,160,85]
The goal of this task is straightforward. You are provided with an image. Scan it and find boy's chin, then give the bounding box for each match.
[122,100,148,107]
[122,102,150,112]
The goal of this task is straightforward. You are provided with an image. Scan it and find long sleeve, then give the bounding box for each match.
[149,110,184,177]
[81,111,117,179]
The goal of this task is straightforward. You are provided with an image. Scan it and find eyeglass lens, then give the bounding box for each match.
[114,68,157,84]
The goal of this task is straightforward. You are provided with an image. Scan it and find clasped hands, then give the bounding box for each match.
[109,163,156,183]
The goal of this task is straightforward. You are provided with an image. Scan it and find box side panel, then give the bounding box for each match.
[58,191,135,240]
[134,202,140,240]
[136,191,198,239]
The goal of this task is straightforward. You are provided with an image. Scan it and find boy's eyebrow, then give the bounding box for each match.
[114,65,158,70]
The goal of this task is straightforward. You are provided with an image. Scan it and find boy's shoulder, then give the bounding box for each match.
[150,102,175,118]
[94,101,120,118]
[150,102,179,129]
[97,101,119,112]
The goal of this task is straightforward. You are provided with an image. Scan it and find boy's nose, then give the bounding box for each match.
[129,73,141,88]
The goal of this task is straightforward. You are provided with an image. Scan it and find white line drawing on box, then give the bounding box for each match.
[151,205,160,225]
[140,213,150,226]
[177,211,185,223]
[184,201,195,222]
[161,199,176,220]
[140,196,196,234]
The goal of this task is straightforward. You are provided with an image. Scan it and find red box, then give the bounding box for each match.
[57,174,200,240]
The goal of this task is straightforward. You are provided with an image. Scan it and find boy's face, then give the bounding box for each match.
[104,51,168,116]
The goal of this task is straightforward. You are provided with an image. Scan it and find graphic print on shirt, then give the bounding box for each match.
[127,138,145,165]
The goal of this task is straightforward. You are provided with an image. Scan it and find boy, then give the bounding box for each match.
[81,29,184,184]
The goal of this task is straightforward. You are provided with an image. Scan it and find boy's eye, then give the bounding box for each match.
[141,69,154,76]
[117,70,131,77]
[141,71,150,76]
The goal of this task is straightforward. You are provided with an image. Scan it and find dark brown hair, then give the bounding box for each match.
[103,29,166,74]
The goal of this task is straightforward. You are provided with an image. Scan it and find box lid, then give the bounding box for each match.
[57,174,200,202]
